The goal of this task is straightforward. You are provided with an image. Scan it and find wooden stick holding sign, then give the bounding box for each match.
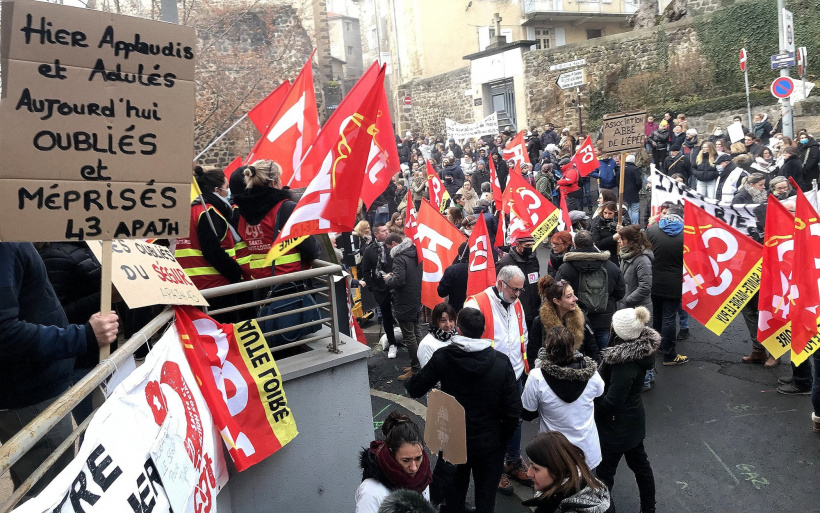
[617,153,627,227]
[99,240,113,360]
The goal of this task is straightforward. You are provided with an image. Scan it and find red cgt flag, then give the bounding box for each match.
[359,86,401,209]
[501,131,530,166]
[505,165,559,246]
[758,197,796,358]
[508,201,534,243]
[247,51,320,188]
[467,214,497,297]
[564,136,599,177]
[558,191,574,234]
[488,156,503,212]
[247,81,290,134]
[174,306,298,471]
[263,67,386,265]
[426,160,450,213]
[790,188,820,365]
[681,201,762,335]
[404,189,422,262]
[415,199,466,309]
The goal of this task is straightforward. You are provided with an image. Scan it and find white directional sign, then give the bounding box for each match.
[781,8,794,52]
[549,58,585,72]
[556,69,586,90]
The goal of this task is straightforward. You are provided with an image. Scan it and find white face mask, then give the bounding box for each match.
[464,229,473,236]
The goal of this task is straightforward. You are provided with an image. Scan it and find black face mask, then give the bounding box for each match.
[521,247,533,258]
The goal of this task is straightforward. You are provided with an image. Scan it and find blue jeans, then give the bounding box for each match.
[581,180,593,210]
[678,305,689,329]
[652,295,680,362]
[593,326,611,351]
[505,376,524,463]
[626,202,641,226]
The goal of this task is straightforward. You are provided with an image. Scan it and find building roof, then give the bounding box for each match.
[463,40,537,61]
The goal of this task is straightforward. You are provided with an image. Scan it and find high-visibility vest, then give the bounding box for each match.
[472,290,529,374]
[175,203,237,290]
[236,201,302,279]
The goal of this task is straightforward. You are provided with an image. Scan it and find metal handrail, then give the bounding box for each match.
[0,260,344,512]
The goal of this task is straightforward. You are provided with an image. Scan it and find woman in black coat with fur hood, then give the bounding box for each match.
[594,306,658,513]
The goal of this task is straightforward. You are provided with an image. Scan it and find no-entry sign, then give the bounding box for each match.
[771,76,795,99]
[403,96,412,105]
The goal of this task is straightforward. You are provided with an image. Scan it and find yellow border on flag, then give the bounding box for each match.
[761,322,792,359]
[532,210,560,247]
[704,258,762,336]
[264,236,309,266]
[792,320,820,366]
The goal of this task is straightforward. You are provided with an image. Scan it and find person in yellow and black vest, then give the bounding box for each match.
[463,265,532,496]
[176,167,244,320]
[232,160,319,282]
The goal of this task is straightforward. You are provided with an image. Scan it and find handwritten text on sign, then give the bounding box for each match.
[602,110,646,155]
[88,239,207,308]
[0,1,196,241]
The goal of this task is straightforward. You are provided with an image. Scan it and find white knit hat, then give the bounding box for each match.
[612,306,651,341]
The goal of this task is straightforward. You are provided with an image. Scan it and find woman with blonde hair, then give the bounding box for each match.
[233,159,319,279]
[455,179,479,214]
[693,141,719,198]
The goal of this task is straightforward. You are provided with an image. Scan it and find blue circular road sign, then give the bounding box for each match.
[771,76,795,99]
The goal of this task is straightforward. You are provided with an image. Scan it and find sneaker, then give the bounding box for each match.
[387,345,398,359]
[663,354,689,366]
[380,334,389,351]
[778,376,794,385]
[504,460,533,485]
[777,383,811,395]
[676,328,690,341]
[398,368,416,381]
[813,412,820,432]
[497,474,513,496]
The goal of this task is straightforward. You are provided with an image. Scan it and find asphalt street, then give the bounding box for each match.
[362,246,819,513]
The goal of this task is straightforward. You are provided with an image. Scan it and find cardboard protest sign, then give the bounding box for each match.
[12,327,228,513]
[602,110,646,155]
[0,1,196,241]
[88,239,207,308]
[424,389,467,464]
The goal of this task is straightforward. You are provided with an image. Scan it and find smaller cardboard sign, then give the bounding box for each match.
[602,110,646,155]
[88,239,207,308]
[424,389,467,464]
[728,122,745,143]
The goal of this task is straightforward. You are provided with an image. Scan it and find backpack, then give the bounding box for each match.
[577,266,609,314]
[258,281,323,348]
[597,159,618,189]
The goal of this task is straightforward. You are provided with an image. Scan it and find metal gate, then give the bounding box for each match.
[489,78,516,130]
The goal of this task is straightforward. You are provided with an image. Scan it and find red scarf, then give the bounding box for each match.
[371,440,433,494]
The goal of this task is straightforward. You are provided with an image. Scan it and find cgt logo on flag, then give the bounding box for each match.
[415,199,466,309]
[174,306,298,471]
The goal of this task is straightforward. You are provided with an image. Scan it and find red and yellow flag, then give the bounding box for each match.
[467,214,497,297]
[790,189,820,365]
[758,197,795,358]
[415,199,466,309]
[504,165,559,246]
[174,306,297,471]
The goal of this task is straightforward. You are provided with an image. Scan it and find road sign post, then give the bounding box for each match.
[741,48,752,129]
[778,2,794,139]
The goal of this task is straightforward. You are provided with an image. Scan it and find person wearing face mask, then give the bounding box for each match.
[417,303,458,368]
[463,266,533,494]
[798,133,820,191]
[456,180,479,214]
[496,235,542,329]
[233,160,319,280]
[714,154,748,206]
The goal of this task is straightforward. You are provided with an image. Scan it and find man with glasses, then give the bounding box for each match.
[464,265,532,495]
[496,235,542,331]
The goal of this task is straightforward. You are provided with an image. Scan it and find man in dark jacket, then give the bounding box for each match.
[360,224,399,358]
[438,243,469,312]
[0,242,118,497]
[621,155,644,226]
[540,123,560,148]
[646,205,689,366]
[472,160,490,191]
[406,307,522,513]
[447,138,464,160]
[496,235,541,328]
[385,234,423,379]
[491,151,509,190]
[798,133,820,191]
[591,201,625,265]
[555,231,625,351]
[442,157,465,197]
[664,144,691,183]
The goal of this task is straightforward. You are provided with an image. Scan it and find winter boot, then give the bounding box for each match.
[742,345,767,364]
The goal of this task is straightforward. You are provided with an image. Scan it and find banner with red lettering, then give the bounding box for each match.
[790,189,820,365]
[758,198,796,358]
[426,160,450,213]
[682,201,762,335]
[563,136,599,177]
[174,306,298,471]
[13,327,227,513]
[505,167,559,246]
[501,131,530,166]
[488,157,503,211]
[415,199,466,309]
[467,214,496,297]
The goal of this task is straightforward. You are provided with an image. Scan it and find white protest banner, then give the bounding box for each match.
[650,166,758,238]
[445,112,498,144]
[87,239,208,308]
[727,122,745,143]
[0,1,196,241]
[13,327,228,513]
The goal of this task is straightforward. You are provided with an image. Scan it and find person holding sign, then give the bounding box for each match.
[0,242,118,498]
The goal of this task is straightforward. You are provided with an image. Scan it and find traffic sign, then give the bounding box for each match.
[771,52,796,69]
[797,46,808,78]
[739,48,747,72]
[549,58,585,72]
[771,76,795,99]
[781,8,795,52]
[556,69,585,90]
[403,96,412,106]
